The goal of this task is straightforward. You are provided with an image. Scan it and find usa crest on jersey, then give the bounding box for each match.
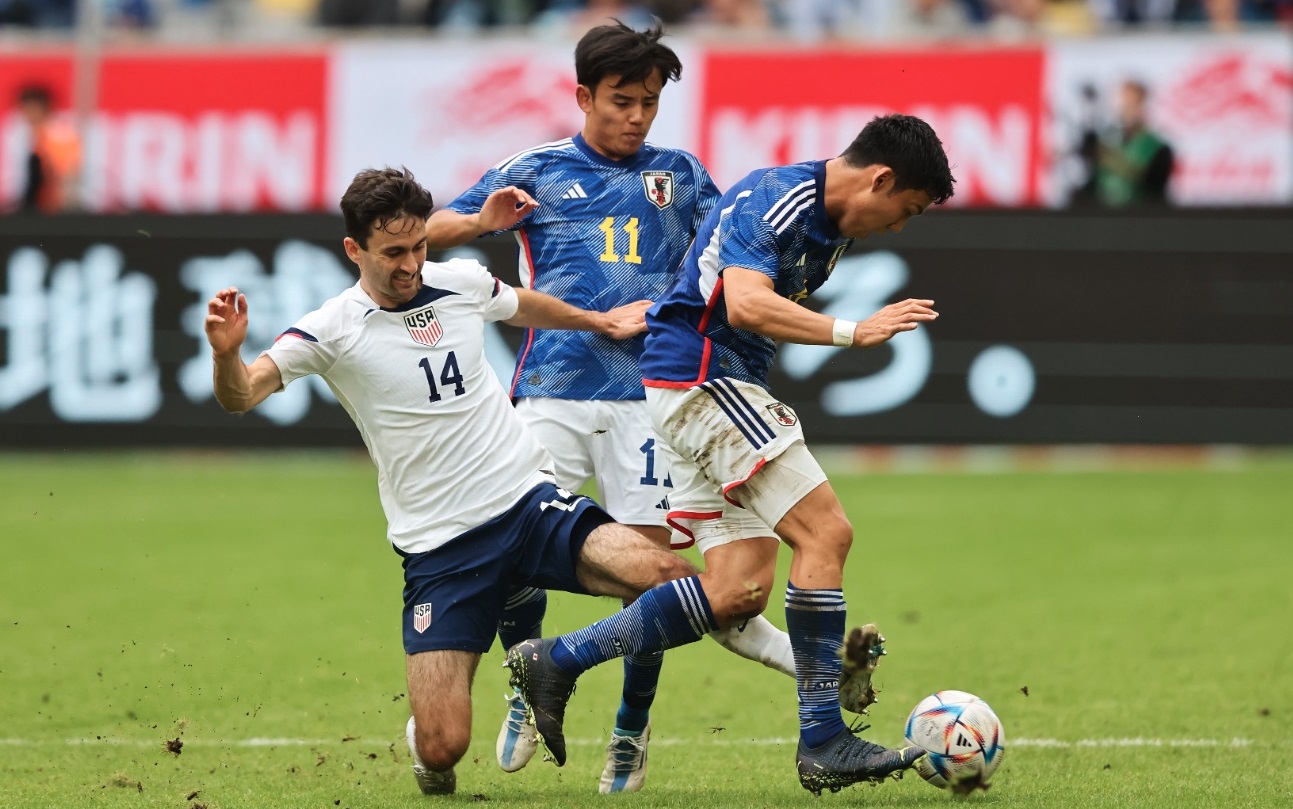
[641,171,674,209]
[404,306,443,347]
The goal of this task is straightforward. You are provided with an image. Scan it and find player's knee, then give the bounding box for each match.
[645,550,695,587]
[702,575,772,625]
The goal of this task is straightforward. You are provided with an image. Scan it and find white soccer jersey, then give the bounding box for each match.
[264,258,555,553]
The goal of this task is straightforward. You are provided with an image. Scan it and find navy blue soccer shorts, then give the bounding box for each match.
[397,482,612,655]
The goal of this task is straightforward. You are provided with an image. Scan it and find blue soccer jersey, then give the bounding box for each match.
[447,134,720,401]
[640,161,854,391]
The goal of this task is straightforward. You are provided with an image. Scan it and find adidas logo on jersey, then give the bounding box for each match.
[561,183,589,200]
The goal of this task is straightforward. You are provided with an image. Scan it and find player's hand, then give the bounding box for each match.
[852,299,937,348]
[206,287,249,357]
[477,186,538,232]
[599,299,652,340]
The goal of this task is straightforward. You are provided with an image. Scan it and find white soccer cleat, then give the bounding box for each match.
[598,724,650,794]
[406,716,456,795]
[496,690,540,772]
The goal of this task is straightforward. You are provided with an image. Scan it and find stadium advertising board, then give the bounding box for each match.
[694,48,1047,207]
[1,51,330,213]
[3,36,1292,212]
[1045,35,1293,206]
[326,40,698,209]
[90,52,331,212]
[2,211,1290,448]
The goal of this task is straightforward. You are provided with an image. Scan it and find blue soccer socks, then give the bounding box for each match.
[551,576,716,675]
[785,583,849,748]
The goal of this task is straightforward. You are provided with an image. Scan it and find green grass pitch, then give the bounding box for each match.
[2,452,1290,808]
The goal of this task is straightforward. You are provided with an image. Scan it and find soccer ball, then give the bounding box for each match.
[904,690,1005,793]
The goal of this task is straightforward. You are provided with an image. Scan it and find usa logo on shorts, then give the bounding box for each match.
[404,307,443,347]
[413,603,433,633]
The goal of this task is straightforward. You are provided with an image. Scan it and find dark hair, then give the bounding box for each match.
[575,20,682,94]
[17,84,52,108]
[339,167,434,248]
[841,114,956,205]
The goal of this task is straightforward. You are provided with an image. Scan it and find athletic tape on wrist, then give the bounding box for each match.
[832,319,857,348]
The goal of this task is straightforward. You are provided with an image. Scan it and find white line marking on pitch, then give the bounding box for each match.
[0,737,1258,748]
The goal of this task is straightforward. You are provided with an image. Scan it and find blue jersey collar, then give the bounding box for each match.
[574,132,644,168]
[812,160,840,240]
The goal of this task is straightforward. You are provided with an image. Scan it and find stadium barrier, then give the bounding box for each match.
[2,208,1290,448]
[1,34,1290,211]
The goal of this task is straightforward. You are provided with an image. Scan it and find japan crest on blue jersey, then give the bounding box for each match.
[640,160,854,390]
[446,134,720,401]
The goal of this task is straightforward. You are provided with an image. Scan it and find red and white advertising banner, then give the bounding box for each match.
[328,40,699,208]
[0,51,76,206]
[89,52,330,212]
[1045,36,1293,206]
[694,48,1046,207]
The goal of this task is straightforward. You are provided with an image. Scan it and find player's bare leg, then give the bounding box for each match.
[406,650,479,795]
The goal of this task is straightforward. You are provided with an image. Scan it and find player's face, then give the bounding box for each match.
[837,170,932,240]
[344,216,428,308]
[578,70,664,161]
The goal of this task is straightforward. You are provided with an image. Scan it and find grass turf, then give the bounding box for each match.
[1,452,1290,808]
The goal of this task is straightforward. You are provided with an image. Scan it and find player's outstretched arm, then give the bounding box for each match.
[723,267,937,347]
[506,288,650,340]
[205,287,283,414]
[425,187,538,249]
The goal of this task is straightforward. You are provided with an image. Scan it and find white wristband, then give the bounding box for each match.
[831,319,857,348]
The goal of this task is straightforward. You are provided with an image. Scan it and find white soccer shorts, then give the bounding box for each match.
[515,397,672,531]
[645,378,827,553]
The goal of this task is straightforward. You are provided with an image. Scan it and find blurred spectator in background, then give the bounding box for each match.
[1173,0,1275,27]
[110,0,156,26]
[14,84,82,214]
[319,0,400,26]
[988,0,1049,36]
[533,0,656,32]
[1086,0,1176,26]
[890,0,974,38]
[1093,79,1174,207]
[685,0,775,31]
[0,0,74,26]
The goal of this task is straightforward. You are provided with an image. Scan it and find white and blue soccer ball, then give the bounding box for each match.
[904,690,1005,793]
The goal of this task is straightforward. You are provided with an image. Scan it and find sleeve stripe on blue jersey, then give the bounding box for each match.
[494,138,574,172]
[763,180,815,226]
[773,199,815,234]
[278,327,318,343]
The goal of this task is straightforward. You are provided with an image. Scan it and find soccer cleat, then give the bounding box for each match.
[504,638,577,766]
[598,724,650,794]
[405,716,456,795]
[795,727,924,796]
[496,690,540,772]
[838,624,886,715]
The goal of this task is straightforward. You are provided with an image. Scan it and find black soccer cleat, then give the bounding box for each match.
[795,728,924,796]
[504,638,577,767]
